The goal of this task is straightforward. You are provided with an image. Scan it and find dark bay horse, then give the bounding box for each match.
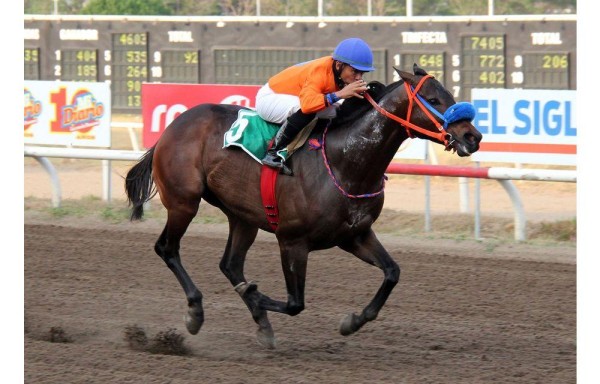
[125,65,482,348]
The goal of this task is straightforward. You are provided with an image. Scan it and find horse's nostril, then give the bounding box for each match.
[464,132,480,144]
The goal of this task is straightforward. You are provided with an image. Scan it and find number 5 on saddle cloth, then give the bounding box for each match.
[223,109,316,163]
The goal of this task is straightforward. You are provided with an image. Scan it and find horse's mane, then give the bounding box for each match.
[332,80,405,126]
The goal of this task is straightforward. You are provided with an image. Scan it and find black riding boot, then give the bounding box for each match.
[261,110,315,176]
[261,120,297,175]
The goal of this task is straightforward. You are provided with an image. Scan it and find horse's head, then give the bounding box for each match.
[395,64,482,157]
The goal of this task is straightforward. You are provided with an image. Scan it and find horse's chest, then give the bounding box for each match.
[342,207,376,232]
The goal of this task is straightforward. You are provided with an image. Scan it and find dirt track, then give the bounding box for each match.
[24,217,575,383]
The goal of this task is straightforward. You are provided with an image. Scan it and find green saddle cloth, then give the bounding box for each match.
[223,109,287,163]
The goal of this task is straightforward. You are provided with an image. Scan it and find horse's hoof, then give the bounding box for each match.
[184,309,204,335]
[256,326,276,349]
[339,313,360,336]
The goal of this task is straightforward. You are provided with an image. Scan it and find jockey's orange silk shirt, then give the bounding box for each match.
[267,56,338,114]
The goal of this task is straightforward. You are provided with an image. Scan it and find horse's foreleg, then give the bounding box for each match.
[218,219,277,348]
[235,242,309,317]
[155,206,204,335]
[338,229,400,336]
[237,242,309,317]
[223,232,309,346]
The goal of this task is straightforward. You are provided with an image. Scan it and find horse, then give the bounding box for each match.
[125,65,482,349]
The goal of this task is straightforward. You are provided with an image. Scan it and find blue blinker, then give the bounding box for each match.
[412,86,476,130]
[442,102,476,129]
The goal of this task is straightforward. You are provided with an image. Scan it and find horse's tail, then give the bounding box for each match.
[125,146,157,221]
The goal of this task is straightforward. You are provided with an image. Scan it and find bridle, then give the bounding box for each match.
[318,74,476,199]
[364,74,455,150]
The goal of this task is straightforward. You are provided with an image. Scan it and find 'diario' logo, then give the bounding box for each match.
[24,89,42,136]
[62,90,105,135]
[50,87,105,139]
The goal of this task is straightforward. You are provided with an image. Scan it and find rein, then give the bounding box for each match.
[364,75,452,149]
[318,121,387,199]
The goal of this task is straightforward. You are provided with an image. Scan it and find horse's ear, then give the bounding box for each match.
[413,63,429,76]
[394,66,417,86]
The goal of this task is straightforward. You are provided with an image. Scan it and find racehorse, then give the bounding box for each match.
[125,65,482,348]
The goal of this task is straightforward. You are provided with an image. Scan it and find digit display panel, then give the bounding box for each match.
[460,35,506,100]
[111,32,148,110]
[24,48,40,80]
[60,49,98,81]
[161,50,200,83]
[522,52,569,89]
[400,52,445,85]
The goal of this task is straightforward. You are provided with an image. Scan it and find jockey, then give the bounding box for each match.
[255,37,376,175]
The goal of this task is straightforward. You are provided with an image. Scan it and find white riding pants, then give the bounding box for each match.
[255,83,339,124]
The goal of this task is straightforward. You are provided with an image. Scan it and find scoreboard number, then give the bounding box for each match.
[393,53,445,85]
[522,52,569,89]
[400,53,444,84]
[24,48,40,80]
[160,50,201,83]
[460,35,506,100]
[112,32,148,110]
[60,49,98,82]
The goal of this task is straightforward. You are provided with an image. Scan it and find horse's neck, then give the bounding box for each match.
[326,91,409,189]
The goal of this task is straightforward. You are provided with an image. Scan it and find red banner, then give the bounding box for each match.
[141,83,261,148]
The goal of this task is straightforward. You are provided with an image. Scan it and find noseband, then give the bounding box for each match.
[364,75,475,151]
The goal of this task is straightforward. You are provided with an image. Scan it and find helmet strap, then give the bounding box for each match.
[332,60,345,89]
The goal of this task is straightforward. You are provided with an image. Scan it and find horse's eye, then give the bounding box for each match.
[428,98,440,105]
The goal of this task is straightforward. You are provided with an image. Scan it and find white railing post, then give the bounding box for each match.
[498,179,526,241]
[32,156,62,208]
[459,177,470,213]
[102,159,112,202]
[424,144,431,232]
[474,162,481,240]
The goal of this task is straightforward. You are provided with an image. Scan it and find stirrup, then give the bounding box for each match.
[262,152,293,176]
[279,163,293,176]
[261,152,281,168]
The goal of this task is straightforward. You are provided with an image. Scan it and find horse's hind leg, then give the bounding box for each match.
[155,203,204,335]
[338,229,400,336]
[219,218,276,348]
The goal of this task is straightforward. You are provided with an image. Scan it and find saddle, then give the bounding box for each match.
[223,109,317,163]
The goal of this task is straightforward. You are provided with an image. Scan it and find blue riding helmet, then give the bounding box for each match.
[332,38,375,72]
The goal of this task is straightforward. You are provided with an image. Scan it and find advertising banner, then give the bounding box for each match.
[24,81,111,147]
[141,83,260,148]
[471,89,576,165]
